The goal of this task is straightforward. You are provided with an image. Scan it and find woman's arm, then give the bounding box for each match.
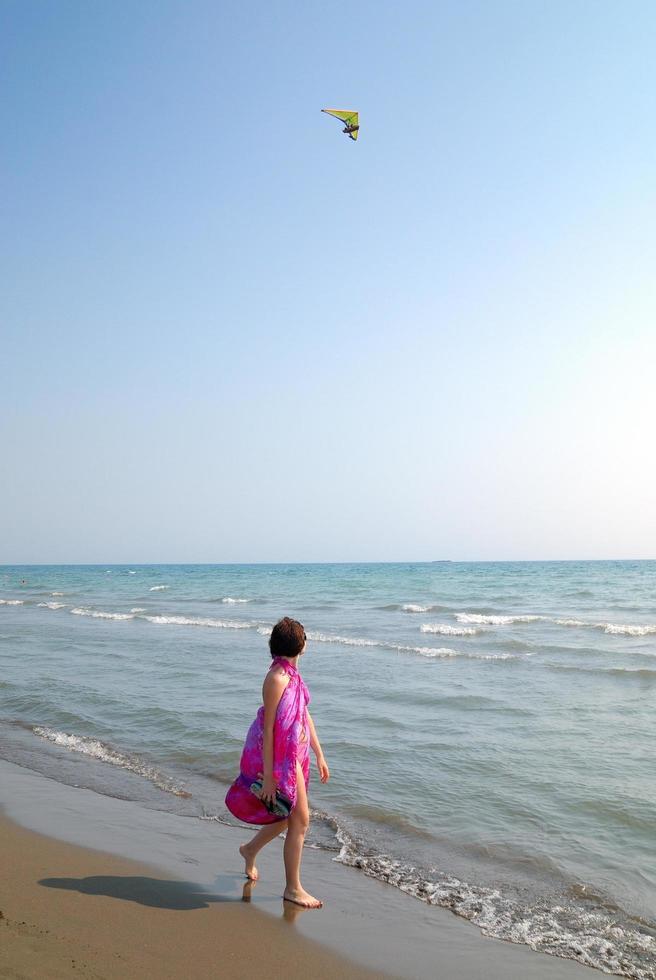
[260,669,289,805]
[306,710,330,784]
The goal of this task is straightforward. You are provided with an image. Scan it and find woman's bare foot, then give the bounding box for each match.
[239,843,259,880]
[283,887,323,909]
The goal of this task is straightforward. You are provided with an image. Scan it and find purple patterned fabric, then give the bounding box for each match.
[225,657,310,825]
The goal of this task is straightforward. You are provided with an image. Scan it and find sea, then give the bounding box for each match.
[0,562,654,978]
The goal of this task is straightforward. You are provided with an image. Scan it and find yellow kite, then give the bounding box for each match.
[321,109,359,141]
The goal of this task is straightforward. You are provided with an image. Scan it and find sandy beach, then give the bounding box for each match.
[0,759,605,980]
[0,811,379,980]
[0,814,385,979]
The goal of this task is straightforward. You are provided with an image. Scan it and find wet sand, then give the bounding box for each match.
[0,760,603,979]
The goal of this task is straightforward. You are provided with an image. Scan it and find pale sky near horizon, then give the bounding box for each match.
[2,1,655,563]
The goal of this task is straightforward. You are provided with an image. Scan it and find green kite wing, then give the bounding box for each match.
[322,108,359,141]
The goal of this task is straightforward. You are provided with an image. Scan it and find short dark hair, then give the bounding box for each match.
[269,617,306,659]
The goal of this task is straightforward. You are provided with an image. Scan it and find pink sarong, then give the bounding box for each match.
[225,657,310,825]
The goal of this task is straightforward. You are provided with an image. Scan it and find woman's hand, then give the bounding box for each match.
[316,754,330,784]
[260,775,278,806]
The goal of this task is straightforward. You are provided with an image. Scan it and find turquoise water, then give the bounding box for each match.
[1,562,655,978]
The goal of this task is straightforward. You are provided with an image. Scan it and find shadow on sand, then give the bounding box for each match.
[38,875,233,911]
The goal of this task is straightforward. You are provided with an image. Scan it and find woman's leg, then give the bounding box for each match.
[283,762,322,908]
[240,818,288,880]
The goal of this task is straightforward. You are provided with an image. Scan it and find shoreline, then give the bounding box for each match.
[0,759,603,979]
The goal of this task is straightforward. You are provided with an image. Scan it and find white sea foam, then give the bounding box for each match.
[456,613,542,626]
[556,618,656,636]
[402,604,430,613]
[603,623,656,636]
[144,615,252,629]
[128,570,137,574]
[70,608,134,621]
[149,585,169,592]
[38,601,66,610]
[403,646,469,659]
[130,607,146,613]
[420,623,477,636]
[306,630,513,660]
[0,599,24,605]
[308,631,378,647]
[51,592,65,596]
[32,727,191,798]
[221,597,249,604]
[333,821,654,979]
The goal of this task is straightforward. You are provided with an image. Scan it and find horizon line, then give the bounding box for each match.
[1,558,655,567]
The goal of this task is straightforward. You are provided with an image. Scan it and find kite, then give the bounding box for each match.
[321,108,359,141]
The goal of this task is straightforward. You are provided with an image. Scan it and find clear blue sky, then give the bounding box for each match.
[2,1,655,562]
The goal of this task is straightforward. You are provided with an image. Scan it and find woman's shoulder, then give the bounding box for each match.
[264,662,292,689]
[262,662,291,709]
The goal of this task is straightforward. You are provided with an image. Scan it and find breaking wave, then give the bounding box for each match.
[32,727,191,798]
[556,619,656,636]
[0,599,24,605]
[604,623,656,636]
[542,663,656,679]
[37,602,66,610]
[456,613,543,626]
[420,623,478,636]
[70,608,134,621]
[303,631,515,661]
[149,585,169,592]
[144,615,252,629]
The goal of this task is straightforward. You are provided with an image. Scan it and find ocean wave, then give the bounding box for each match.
[420,623,477,636]
[51,592,65,596]
[305,631,514,661]
[0,599,24,605]
[379,603,449,613]
[130,607,146,613]
[603,623,656,637]
[456,613,543,626]
[388,644,462,659]
[149,585,169,592]
[307,631,377,647]
[144,615,252,629]
[556,619,656,636]
[37,602,66,610]
[542,663,656,679]
[307,630,454,657]
[32,727,191,798]
[219,597,250,604]
[70,608,134,621]
[331,820,655,979]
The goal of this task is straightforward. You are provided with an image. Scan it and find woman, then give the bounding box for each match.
[225,617,330,909]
